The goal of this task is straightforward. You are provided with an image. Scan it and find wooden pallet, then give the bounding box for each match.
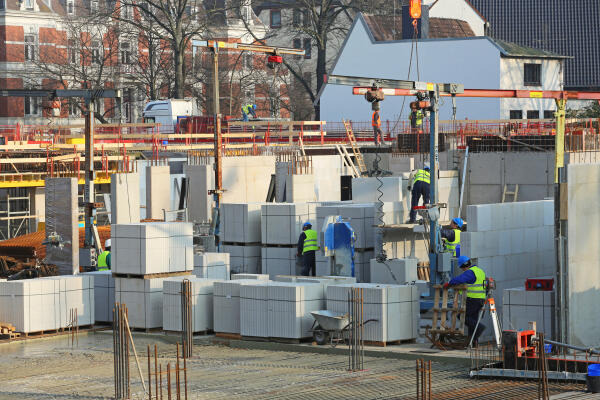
[417,266,430,282]
[163,329,213,336]
[112,271,192,279]
[129,327,163,333]
[364,338,416,348]
[427,284,468,350]
[215,332,242,340]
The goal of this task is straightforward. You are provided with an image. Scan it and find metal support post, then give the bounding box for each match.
[554,97,567,344]
[554,98,566,183]
[84,100,96,249]
[428,87,440,284]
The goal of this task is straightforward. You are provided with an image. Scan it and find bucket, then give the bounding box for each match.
[587,364,600,393]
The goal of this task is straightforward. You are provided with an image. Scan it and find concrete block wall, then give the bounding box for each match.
[370,258,418,284]
[112,222,194,275]
[146,166,171,220]
[0,276,94,333]
[45,177,78,275]
[110,172,140,224]
[461,200,555,312]
[352,177,403,203]
[162,277,221,332]
[327,283,419,342]
[503,287,555,337]
[221,203,264,244]
[222,244,261,274]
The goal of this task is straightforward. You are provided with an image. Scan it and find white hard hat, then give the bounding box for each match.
[105,239,111,248]
[424,162,430,170]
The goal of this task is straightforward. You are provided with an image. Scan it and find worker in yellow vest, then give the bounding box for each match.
[444,256,486,346]
[407,163,430,223]
[410,109,424,131]
[241,103,257,122]
[97,239,111,271]
[297,222,319,276]
[442,217,464,256]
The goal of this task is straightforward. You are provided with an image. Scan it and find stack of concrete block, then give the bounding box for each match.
[114,277,168,329]
[461,200,555,309]
[222,244,261,274]
[110,172,140,224]
[146,166,171,220]
[267,282,323,339]
[232,273,270,280]
[214,279,268,334]
[112,222,194,275]
[82,271,115,323]
[503,287,555,337]
[295,276,356,301]
[240,282,270,337]
[327,283,419,342]
[162,277,221,333]
[221,203,264,244]
[370,258,418,284]
[0,276,94,333]
[261,203,314,278]
[193,252,230,280]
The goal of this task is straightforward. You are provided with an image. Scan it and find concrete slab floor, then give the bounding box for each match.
[0,332,586,399]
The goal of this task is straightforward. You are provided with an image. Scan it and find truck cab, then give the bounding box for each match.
[143,99,197,133]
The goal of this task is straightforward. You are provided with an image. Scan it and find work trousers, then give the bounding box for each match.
[409,180,430,222]
[301,250,316,276]
[242,111,249,122]
[372,126,382,144]
[465,297,486,343]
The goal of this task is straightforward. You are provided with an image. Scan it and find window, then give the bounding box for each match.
[120,41,131,64]
[293,38,301,49]
[24,0,33,10]
[242,53,252,69]
[24,35,36,61]
[302,10,309,27]
[90,0,98,12]
[68,39,77,63]
[270,9,281,28]
[509,110,522,119]
[543,110,555,119]
[292,9,301,26]
[240,4,251,23]
[303,38,311,59]
[524,63,541,86]
[69,100,79,116]
[91,40,101,63]
[121,5,132,19]
[24,96,40,115]
[66,0,74,14]
[0,0,6,10]
[527,110,540,119]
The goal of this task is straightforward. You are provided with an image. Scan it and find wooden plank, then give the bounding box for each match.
[440,287,449,330]
[431,287,440,330]
[450,291,460,330]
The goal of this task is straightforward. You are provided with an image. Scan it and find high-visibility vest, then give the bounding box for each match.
[412,169,430,185]
[467,266,486,299]
[444,229,461,256]
[372,111,381,127]
[242,104,253,115]
[302,229,319,254]
[98,250,110,271]
[415,110,424,126]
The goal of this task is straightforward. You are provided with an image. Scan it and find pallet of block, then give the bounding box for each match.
[0,322,19,339]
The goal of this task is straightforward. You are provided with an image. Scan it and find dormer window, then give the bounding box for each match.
[67,0,74,14]
[24,0,33,10]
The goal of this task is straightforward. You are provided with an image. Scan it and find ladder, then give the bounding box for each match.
[335,144,360,178]
[298,135,306,156]
[502,184,519,203]
[343,120,367,175]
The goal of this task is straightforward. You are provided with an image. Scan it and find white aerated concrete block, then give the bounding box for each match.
[261,203,312,246]
[327,283,419,342]
[115,277,173,329]
[261,247,300,278]
[240,282,270,337]
[222,244,261,274]
[214,279,270,334]
[370,258,418,284]
[502,287,555,337]
[112,222,194,275]
[111,172,140,224]
[232,273,270,280]
[162,277,221,332]
[267,282,323,339]
[82,271,114,323]
[285,175,317,203]
[351,177,403,202]
[221,203,264,243]
[193,252,230,280]
[316,203,375,249]
[145,166,171,220]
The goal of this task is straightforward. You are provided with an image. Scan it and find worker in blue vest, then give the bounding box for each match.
[297,222,319,276]
[407,163,430,223]
[97,239,111,271]
[444,256,486,346]
[442,217,464,256]
[241,103,257,121]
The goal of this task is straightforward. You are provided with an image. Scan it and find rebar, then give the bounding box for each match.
[181,279,193,358]
[113,303,130,399]
[347,287,364,372]
[147,343,188,400]
[416,359,432,400]
[538,333,550,399]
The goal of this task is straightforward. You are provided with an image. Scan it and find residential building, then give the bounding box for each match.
[318,13,568,123]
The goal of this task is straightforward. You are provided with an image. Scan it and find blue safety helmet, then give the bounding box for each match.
[303,222,312,229]
[457,255,470,268]
[452,218,464,228]
[252,104,257,110]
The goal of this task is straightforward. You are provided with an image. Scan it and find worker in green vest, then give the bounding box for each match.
[97,239,111,271]
[297,222,319,276]
[407,163,430,223]
[410,109,424,131]
[241,103,257,122]
[444,256,486,346]
[442,217,464,256]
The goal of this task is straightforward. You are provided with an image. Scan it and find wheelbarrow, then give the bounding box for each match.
[310,310,377,347]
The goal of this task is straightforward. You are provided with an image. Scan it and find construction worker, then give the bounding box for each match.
[297,222,318,276]
[241,103,257,121]
[444,256,486,346]
[442,217,464,256]
[97,239,111,271]
[407,163,430,223]
[372,107,383,145]
[410,108,424,131]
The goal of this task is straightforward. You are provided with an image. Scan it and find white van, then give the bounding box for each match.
[143,99,197,132]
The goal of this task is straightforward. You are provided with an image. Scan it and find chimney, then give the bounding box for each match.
[402,3,430,39]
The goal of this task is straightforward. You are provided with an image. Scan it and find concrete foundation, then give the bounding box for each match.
[45,178,78,275]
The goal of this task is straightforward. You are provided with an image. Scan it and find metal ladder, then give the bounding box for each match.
[343,120,367,175]
[335,144,360,178]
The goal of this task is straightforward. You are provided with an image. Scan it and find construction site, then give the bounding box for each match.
[1,1,600,399]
